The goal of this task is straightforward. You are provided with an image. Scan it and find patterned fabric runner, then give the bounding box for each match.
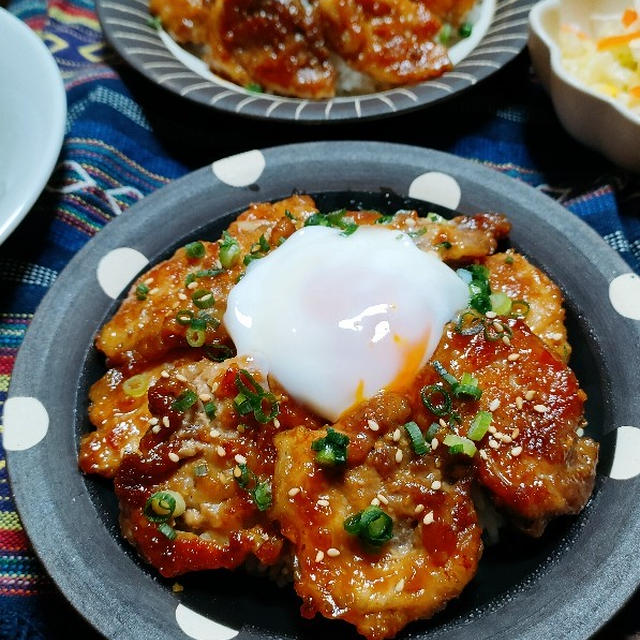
[1,0,639,637]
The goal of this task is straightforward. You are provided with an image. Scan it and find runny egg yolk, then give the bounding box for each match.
[223,225,470,422]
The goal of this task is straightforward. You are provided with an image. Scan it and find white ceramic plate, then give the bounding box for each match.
[0,8,66,245]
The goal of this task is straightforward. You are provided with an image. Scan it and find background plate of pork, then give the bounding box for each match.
[5,141,640,640]
[97,0,534,122]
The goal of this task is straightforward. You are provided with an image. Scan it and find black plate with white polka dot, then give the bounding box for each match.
[5,142,640,640]
[96,0,534,123]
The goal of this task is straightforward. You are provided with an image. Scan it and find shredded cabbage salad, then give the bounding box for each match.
[559,3,640,114]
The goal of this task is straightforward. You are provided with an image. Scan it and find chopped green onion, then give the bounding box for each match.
[158,522,177,540]
[376,214,394,224]
[219,231,241,268]
[510,300,530,319]
[136,283,149,300]
[438,23,452,44]
[311,427,349,467]
[252,481,272,511]
[443,434,477,457]
[504,256,514,265]
[143,490,184,523]
[193,311,219,330]
[203,343,235,362]
[203,402,216,419]
[456,310,485,336]
[176,309,194,326]
[490,292,512,315]
[457,268,472,284]
[186,327,206,347]
[284,209,296,220]
[425,423,440,441]
[305,209,358,236]
[344,506,393,547]
[186,268,223,286]
[191,289,215,309]
[147,15,162,29]
[185,241,205,259]
[234,369,279,423]
[234,463,251,489]
[459,22,473,38]
[467,411,492,441]
[172,389,198,412]
[433,361,458,387]
[420,384,452,417]
[426,212,446,223]
[455,372,482,400]
[194,462,209,477]
[246,82,263,93]
[435,241,452,249]
[483,320,512,342]
[404,421,429,455]
[122,373,150,398]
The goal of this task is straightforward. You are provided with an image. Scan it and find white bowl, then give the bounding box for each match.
[528,0,640,171]
[0,8,66,244]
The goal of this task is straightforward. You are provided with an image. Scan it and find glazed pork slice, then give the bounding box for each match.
[79,355,197,478]
[150,0,210,44]
[419,0,476,25]
[486,251,571,361]
[114,356,322,577]
[96,195,318,368]
[318,0,451,86]
[412,318,598,536]
[206,0,336,98]
[272,393,483,640]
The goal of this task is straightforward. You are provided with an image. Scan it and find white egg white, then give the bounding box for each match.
[223,225,469,422]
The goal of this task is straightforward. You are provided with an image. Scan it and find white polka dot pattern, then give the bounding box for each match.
[175,604,238,640]
[2,396,49,451]
[408,172,462,210]
[609,273,640,320]
[212,150,265,187]
[97,247,149,299]
[609,426,640,480]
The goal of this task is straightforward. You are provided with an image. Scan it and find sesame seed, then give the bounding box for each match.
[576,427,585,437]
[392,428,401,442]
[137,323,144,329]
[524,390,536,401]
[431,438,439,450]
[176,373,188,382]
[533,404,549,414]
[479,449,489,460]
[502,435,512,444]
[515,396,524,410]
[149,417,159,426]
[209,428,220,438]
[160,370,170,378]
[431,480,442,490]
[511,428,520,439]
[489,439,500,449]
[370,497,381,506]
[288,487,300,497]
[493,320,504,332]
[414,504,425,514]
[273,418,281,428]
[488,425,497,434]
[315,550,325,562]
[233,466,242,478]
[216,445,226,457]
[367,419,380,432]
[405,217,416,228]
[511,446,523,457]
[489,398,500,412]
[199,293,213,303]
[395,449,403,463]
[234,454,247,465]
[317,499,330,507]
[377,493,389,505]
[327,548,340,557]
[187,281,198,290]
[151,425,161,434]
[439,418,447,429]
[149,287,160,295]
[162,416,170,428]
[144,277,154,286]
[549,332,563,341]
[485,311,497,319]
[423,511,434,525]
[502,335,511,346]
[199,393,212,402]
[168,452,180,463]
[507,353,520,362]
[177,292,188,301]
[395,579,405,592]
